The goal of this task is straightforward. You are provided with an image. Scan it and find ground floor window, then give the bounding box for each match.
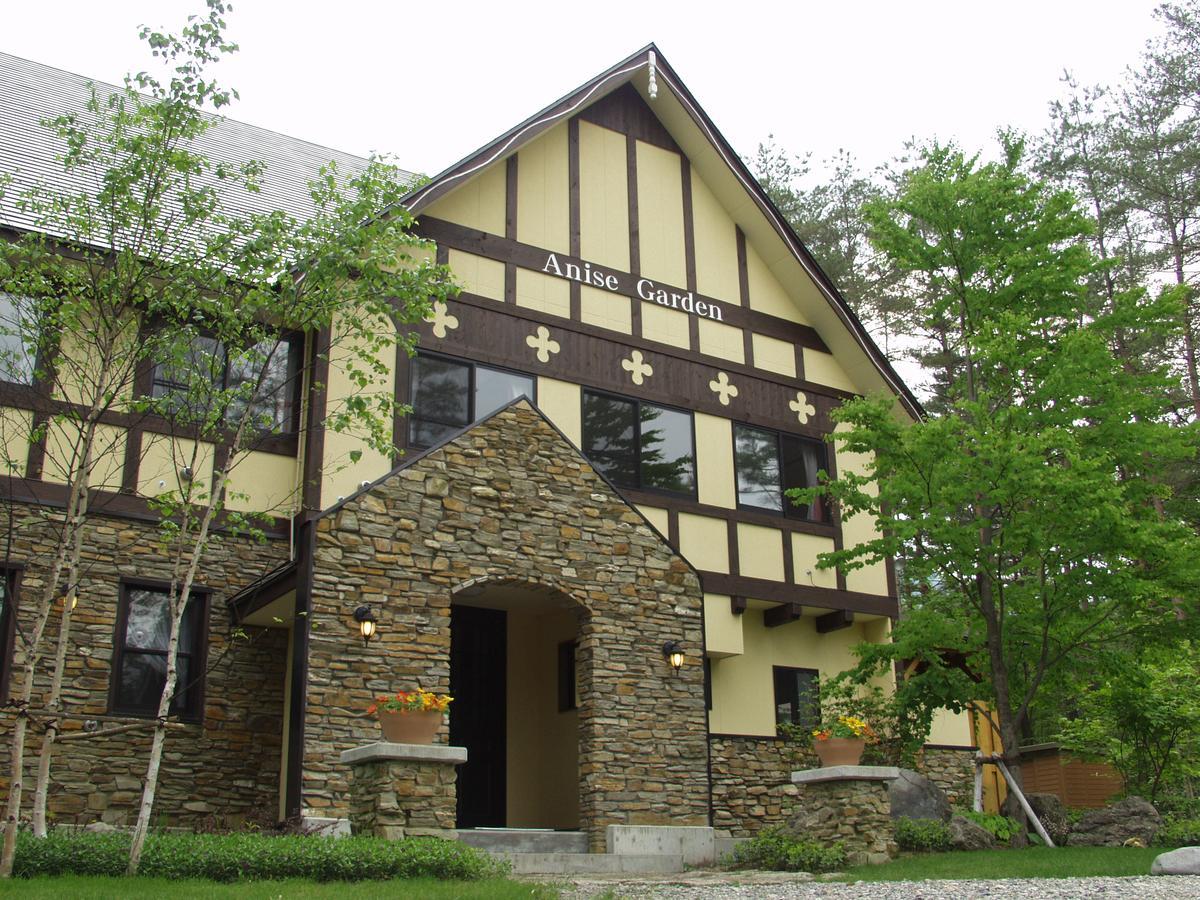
[734,424,828,522]
[0,570,17,697]
[773,665,820,730]
[409,351,535,447]
[581,389,695,496]
[110,583,208,721]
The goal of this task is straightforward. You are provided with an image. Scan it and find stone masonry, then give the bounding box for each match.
[0,508,290,827]
[919,746,977,808]
[788,769,899,866]
[341,742,465,840]
[709,736,800,836]
[304,401,709,850]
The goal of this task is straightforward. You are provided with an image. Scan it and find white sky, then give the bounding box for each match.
[3,0,1168,180]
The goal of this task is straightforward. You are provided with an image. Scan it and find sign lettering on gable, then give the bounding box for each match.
[541,252,724,322]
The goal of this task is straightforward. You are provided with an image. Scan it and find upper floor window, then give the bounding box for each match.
[734,424,828,522]
[774,665,820,730]
[409,352,535,448]
[0,293,38,385]
[151,334,301,433]
[110,583,207,722]
[581,390,695,496]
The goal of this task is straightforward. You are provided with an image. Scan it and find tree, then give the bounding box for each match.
[0,1,455,876]
[803,136,1200,832]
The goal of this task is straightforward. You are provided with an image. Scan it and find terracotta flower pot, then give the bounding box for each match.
[812,737,865,767]
[378,709,442,744]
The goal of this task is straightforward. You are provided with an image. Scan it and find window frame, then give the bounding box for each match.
[108,578,211,724]
[772,665,821,731]
[732,422,830,523]
[0,567,22,701]
[407,350,537,449]
[148,329,305,437]
[580,387,698,499]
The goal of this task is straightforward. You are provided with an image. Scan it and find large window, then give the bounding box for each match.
[734,424,828,522]
[0,293,38,385]
[408,352,535,447]
[581,390,695,496]
[151,334,301,432]
[110,584,207,721]
[774,666,820,730]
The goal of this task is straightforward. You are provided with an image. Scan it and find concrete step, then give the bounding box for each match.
[458,829,589,854]
[500,852,685,875]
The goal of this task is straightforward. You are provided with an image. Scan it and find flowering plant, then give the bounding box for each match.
[367,689,453,715]
[812,714,875,742]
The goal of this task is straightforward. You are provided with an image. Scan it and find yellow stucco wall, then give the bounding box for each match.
[709,610,871,735]
[137,434,215,499]
[0,407,32,477]
[637,504,669,537]
[804,348,857,392]
[578,121,630,271]
[448,248,505,302]
[834,426,889,596]
[225,450,300,515]
[791,532,839,590]
[515,268,571,318]
[694,413,735,509]
[635,141,686,287]
[737,522,785,581]
[517,123,570,254]
[641,303,690,349]
[704,593,744,658]
[752,333,796,378]
[425,162,507,235]
[690,169,740,304]
[746,243,807,325]
[506,607,580,828]
[41,421,125,491]
[579,285,631,334]
[536,376,581,446]
[928,708,975,747]
[698,319,744,364]
[678,512,728,573]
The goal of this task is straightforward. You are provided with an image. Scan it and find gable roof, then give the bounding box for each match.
[0,50,408,242]
[404,44,922,420]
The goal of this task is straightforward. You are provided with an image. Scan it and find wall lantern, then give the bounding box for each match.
[353,605,378,647]
[662,640,685,674]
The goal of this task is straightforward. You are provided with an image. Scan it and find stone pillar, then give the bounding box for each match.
[789,765,901,866]
[340,742,467,840]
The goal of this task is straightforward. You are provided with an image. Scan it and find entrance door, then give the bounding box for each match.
[449,605,507,828]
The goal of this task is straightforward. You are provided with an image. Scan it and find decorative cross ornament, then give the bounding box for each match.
[427,300,459,339]
[789,390,816,425]
[620,350,654,386]
[708,371,739,406]
[525,325,561,363]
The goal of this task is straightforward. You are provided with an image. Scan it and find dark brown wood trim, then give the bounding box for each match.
[763,604,803,628]
[24,413,47,481]
[392,346,412,463]
[726,518,740,576]
[121,428,143,494]
[782,527,796,586]
[506,155,519,241]
[734,226,756,368]
[604,488,835,540]
[824,445,848,592]
[681,156,701,353]
[576,82,681,152]
[300,327,331,517]
[568,117,582,321]
[700,572,897,618]
[626,135,641,278]
[285,518,314,821]
[924,743,981,752]
[417,216,831,354]
[667,508,680,551]
[885,555,898,601]
[730,595,747,616]
[816,609,854,633]
[227,562,298,623]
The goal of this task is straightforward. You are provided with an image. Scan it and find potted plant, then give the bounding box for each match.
[367,689,453,744]
[811,714,875,767]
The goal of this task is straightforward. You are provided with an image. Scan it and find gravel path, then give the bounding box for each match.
[555,873,1200,899]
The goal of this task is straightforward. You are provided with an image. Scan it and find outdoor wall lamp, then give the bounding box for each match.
[353,605,378,647]
[662,640,685,674]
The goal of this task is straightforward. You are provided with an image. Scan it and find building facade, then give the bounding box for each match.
[0,45,975,843]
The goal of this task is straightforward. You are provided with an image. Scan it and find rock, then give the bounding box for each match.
[1026,792,1071,846]
[1068,796,1161,847]
[888,769,952,822]
[949,814,996,851]
[83,821,117,833]
[1152,846,1200,875]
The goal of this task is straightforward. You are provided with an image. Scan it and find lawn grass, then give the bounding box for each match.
[830,845,1162,882]
[0,875,559,899]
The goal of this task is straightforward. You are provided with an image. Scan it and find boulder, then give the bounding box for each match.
[948,815,996,851]
[888,769,951,822]
[1068,796,1161,847]
[83,821,117,833]
[1152,846,1200,875]
[1025,792,1070,846]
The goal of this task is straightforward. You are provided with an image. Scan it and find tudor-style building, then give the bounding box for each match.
[0,45,979,843]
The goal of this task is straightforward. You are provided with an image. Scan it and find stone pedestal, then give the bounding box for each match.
[340,742,467,840]
[789,765,901,866]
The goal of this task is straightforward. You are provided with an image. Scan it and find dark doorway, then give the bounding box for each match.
[449,605,507,828]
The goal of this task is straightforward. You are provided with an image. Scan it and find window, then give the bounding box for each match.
[774,666,820,730]
[408,352,535,448]
[581,390,695,495]
[111,584,207,721]
[0,293,38,385]
[0,570,18,698]
[151,334,301,432]
[734,424,828,522]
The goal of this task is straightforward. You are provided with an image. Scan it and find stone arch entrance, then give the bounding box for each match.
[450,575,586,830]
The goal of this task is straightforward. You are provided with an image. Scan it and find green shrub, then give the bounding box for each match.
[1156,818,1200,847]
[1155,797,1200,821]
[728,827,846,872]
[958,810,1022,844]
[894,817,951,852]
[13,831,505,882]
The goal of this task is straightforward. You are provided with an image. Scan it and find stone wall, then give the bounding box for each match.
[305,401,709,850]
[0,506,290,827]
[788,775,897,866]
[343,744,462,840]
[709,736,801,836]
[919,747,976,808]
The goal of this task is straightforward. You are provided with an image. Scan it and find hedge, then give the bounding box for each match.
[13,831,506,882]
[726,827,846,872]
